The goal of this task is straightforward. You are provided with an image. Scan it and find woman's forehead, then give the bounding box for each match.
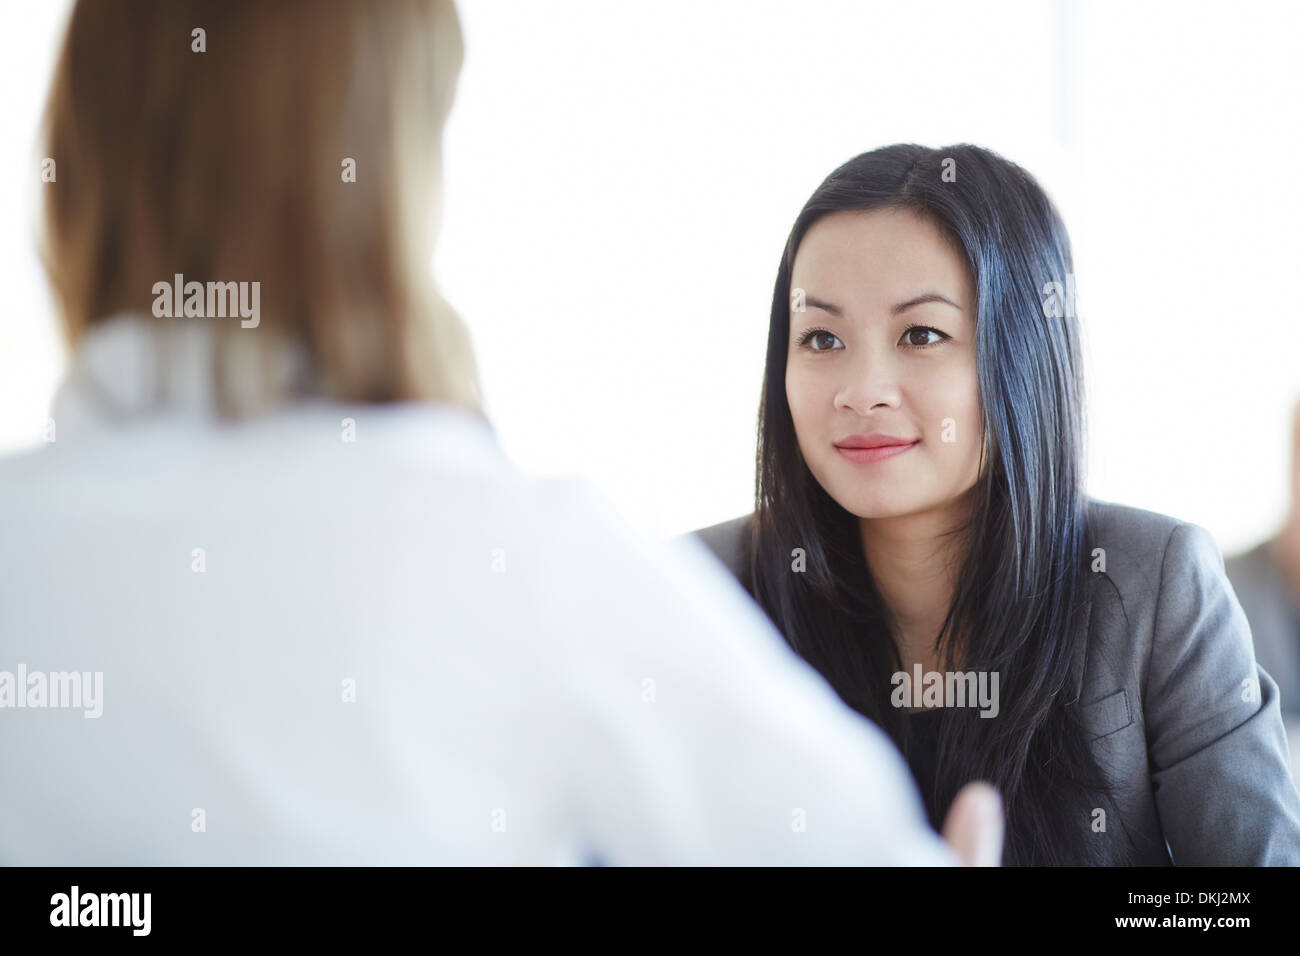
[792,210,974,312]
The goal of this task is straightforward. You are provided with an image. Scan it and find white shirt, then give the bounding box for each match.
[0,315,957,865]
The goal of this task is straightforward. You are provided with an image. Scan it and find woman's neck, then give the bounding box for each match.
[858,496,973,669]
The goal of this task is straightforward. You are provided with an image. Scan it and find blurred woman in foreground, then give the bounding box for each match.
[0,0,996,865]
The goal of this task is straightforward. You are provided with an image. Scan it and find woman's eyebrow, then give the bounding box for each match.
[802,292,962,316]
[892,292,962,314]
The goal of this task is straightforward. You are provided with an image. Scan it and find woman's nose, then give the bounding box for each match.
[834,352,903,414]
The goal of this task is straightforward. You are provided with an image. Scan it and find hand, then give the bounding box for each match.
[941,781,1004,866]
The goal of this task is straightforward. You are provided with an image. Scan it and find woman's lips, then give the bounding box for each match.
[835,440,919,464]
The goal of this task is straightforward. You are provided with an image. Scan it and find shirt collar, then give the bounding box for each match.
[47,312,503,463]
[49,312,314,436]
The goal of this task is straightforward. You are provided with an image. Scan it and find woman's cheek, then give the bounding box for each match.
[922,370,980,436]
[786,374,821,434]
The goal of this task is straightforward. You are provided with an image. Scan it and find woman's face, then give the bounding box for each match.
[785,207,985,519]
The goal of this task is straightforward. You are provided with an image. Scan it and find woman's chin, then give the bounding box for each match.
[832,492,922,521]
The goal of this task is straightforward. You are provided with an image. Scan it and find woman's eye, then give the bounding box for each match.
[801,330,843,351]
[901,326,946,348]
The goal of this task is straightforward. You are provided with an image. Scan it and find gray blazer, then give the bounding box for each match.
[689,497,1300,865]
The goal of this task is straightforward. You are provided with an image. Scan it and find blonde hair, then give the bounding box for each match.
[40,0,483,418]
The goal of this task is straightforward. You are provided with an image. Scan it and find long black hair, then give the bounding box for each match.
[749,143,1135,866]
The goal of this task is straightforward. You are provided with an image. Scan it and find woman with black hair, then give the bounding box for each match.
[693,143,1300,866]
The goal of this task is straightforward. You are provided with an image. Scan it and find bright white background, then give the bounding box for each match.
[3,0,1298,552]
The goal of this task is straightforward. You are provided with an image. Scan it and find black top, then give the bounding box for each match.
[901,709,946,831]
